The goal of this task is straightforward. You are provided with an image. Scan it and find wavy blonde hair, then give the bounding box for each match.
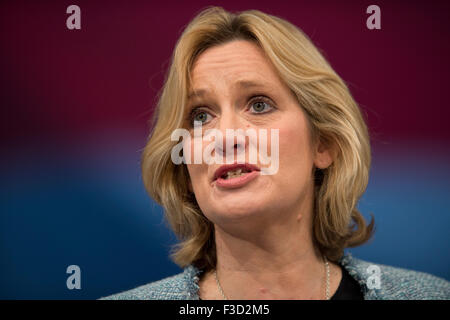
[141,6,374,270]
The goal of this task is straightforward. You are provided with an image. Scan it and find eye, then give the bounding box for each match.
[249,96,275,114]
[190,108,213,126]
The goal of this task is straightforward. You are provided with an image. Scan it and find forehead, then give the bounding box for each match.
[189,40,283,91]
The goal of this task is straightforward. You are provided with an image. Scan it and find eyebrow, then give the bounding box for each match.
[187,80,271,100]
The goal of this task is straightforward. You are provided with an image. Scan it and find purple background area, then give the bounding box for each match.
[1,0,449,299]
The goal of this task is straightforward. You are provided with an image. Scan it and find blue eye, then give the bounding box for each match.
[250,99,273,113]
[190,109,212,126]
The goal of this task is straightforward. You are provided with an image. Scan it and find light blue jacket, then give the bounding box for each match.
[100,253,450,300]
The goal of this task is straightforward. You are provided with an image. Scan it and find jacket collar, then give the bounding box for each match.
[182,252,378,300]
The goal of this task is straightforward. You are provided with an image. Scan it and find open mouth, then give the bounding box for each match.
[214,164,260,181]
[220,167,252,180]
[213,164,260,188]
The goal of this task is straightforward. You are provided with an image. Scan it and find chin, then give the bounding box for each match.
[209,198,269,223]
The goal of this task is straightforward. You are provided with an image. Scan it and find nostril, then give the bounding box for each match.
[235,143,245,150]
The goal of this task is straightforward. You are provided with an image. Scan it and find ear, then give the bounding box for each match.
[313,140,334,169]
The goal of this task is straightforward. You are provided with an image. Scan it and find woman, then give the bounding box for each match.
[103,7,449,300]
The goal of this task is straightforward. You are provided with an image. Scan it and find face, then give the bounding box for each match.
[184,40,332,230]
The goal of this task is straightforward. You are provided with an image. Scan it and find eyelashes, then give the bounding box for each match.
[189,108,212,125]
[187,95,276,127]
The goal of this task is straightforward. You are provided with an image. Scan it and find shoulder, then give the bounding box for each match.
[99,266,201,300]
[340,253,450,300]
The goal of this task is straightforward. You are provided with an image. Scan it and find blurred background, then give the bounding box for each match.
[1,0,449,299]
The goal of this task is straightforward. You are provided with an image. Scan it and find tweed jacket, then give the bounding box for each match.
[101,253,450,300]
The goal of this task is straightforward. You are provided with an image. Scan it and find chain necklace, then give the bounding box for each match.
[214,255,331,300]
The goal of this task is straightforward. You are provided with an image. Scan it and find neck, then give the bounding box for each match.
[212,210,326,299]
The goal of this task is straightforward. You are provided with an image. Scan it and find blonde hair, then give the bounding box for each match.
[141,6,374,270]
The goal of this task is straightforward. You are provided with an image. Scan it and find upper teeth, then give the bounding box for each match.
[224,168,249,179]
[227,169,242,176]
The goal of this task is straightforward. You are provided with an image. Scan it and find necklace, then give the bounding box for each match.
[214,255,331,300]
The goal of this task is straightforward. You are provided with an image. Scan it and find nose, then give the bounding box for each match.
[215,110,247,161]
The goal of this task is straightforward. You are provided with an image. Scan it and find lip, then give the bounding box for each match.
[213,163,260,189]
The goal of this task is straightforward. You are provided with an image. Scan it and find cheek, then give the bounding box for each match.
[185,140,211,195]
[186,163,208,191]
[277,120,314,175]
